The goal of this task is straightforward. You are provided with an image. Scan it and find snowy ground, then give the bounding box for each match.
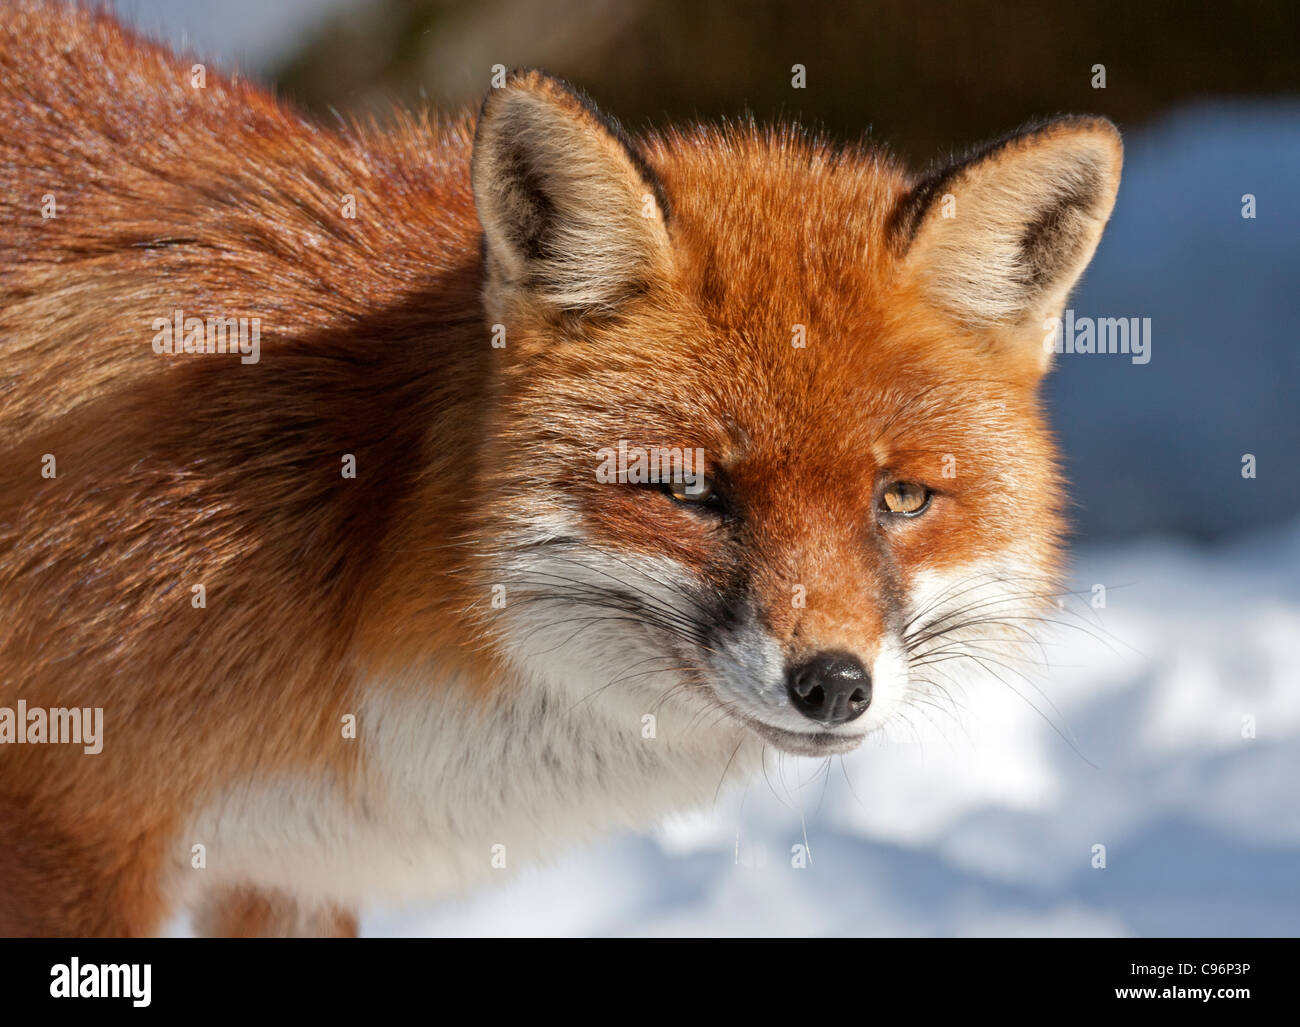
[366,522,1300,936]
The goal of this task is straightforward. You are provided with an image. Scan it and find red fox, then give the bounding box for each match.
[0,2,1121,936]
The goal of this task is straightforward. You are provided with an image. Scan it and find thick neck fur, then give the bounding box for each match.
[185,664,755,910]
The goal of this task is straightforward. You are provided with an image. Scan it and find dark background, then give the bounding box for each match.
[275,0,1299,161]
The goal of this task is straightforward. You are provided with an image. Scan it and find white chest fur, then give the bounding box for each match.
[182,666,753,911]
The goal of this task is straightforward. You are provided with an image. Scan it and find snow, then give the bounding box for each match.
[365,521,1300,936]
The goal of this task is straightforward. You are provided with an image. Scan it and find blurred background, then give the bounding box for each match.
[107,0,1300,935]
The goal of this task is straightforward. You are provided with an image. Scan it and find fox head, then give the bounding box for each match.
[468,70,1121,756]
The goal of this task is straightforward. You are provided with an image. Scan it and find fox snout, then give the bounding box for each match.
[785,651,872,726]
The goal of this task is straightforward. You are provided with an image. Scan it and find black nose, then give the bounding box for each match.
[786,652,872,725]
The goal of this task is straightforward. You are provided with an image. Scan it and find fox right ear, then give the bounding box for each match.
[894,117,1122,356]
[472,70,672,317]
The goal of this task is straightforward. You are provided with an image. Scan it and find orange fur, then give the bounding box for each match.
[191,886,357,938]
[0,4,1118,935]
[1,1,487,935]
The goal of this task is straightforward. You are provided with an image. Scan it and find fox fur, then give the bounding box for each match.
[0,2,1121,935]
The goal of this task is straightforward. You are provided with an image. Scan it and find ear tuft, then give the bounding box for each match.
[472,70,671,316]
[895,117,1123,334]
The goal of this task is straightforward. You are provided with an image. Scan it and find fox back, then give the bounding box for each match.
[0,2,1120,935]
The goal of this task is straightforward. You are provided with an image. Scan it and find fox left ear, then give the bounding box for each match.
[894,117,1122,366]
[472,70,672,318]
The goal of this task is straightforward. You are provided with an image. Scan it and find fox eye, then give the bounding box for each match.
[881,481,931,517]
[663,476,716,505]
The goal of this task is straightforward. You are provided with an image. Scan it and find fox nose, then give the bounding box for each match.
[786,652,872,726]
